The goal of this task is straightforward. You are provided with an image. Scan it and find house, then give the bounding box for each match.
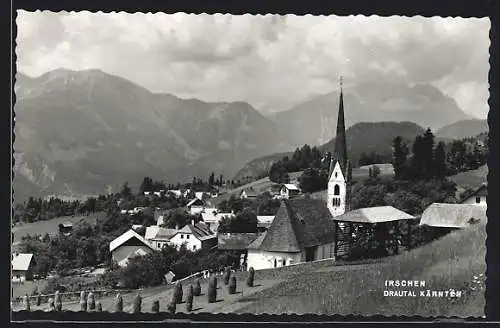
[168,190,183,198]
[186,198,206,215]
[144,226,179,250]
[257,215,275,230]
[201,210,235,231]
[109,229,155,267]
[58,222,73,235]
[217,233,261,269]
[280,184,301,199]
[168,221,217,251]
[420,203,487,228]
[12,253,35,283]
[247,199,338,270]
[460,183,487,207]
[240,189,258,199]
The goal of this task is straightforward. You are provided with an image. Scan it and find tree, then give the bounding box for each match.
[434,141,447,179]
[410,135,425,180]
[120,182,133,200]
[208,172,215,189]
[299,168,328,193]
[139,177,154,194]
[422,128,436,179]
[217,208,258,233]
[392,136,409,180]
[269,162,290,184]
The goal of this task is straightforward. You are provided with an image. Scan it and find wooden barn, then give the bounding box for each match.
[332,206,417,259]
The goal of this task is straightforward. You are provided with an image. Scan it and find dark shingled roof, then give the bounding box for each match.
[256,199,337,253]
[217,233,261,250]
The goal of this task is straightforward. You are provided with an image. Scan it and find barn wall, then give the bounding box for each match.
[247,249,304,271]
[314,241,336,261]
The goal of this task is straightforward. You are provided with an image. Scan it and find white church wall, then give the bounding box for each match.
[327,162,347,218]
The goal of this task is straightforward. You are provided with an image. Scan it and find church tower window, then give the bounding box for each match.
[334,184,340,195]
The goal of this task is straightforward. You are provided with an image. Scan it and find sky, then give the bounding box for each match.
[16,11,490,118]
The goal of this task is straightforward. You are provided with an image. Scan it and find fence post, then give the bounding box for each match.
[23,295,30,311]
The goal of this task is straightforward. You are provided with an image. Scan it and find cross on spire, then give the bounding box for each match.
[339,75,343,89]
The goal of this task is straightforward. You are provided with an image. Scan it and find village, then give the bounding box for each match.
[11,82,488,316]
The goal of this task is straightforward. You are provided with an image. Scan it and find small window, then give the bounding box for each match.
[274,259,277,268]
[335,172,338,178]
[187,235,190,239]
[334,184,340,195]
[282,259,287,266]
[157,242,161,248]
[476,197,481,204]
[193,245,197,250]
[180,234,184,239]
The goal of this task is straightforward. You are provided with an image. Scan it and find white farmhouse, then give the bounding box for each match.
[279,184,301,199]
[167,222,217,251]
[460,183,487,207]
[186,198,206,215]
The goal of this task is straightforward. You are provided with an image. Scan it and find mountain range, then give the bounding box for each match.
[13,68,484,201]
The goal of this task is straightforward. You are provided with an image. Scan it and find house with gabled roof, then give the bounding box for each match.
[109,229,155,267]
[459,183,487,207]
[168,221,217,251]
[12,253,35,282]
[144,226,179,250]
[280,183,301,199]
[186,197,206,215]
[240,189,258,199]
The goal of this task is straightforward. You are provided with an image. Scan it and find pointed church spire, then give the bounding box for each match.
[333,75,348,177]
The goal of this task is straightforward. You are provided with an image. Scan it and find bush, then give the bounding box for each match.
[185,285,194,312]
[223,267,231,285]
[228,276,237,294]
[246,267,255,287]
[167,301,176,314]
[173,282,183,304]
[114,293,123,313]
[133,294,142,313]
[207,276,217,303]
[151,300,160,313]
[193,279,202,296]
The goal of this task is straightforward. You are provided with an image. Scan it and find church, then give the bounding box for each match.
[246,78,415,271]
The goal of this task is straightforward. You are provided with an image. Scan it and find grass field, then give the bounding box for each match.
[236,220,486,317]
[12,212,106,243]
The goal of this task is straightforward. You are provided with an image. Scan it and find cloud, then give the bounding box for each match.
[16,11,489,118]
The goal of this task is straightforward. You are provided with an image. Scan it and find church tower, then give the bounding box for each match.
[327,76,350,218]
